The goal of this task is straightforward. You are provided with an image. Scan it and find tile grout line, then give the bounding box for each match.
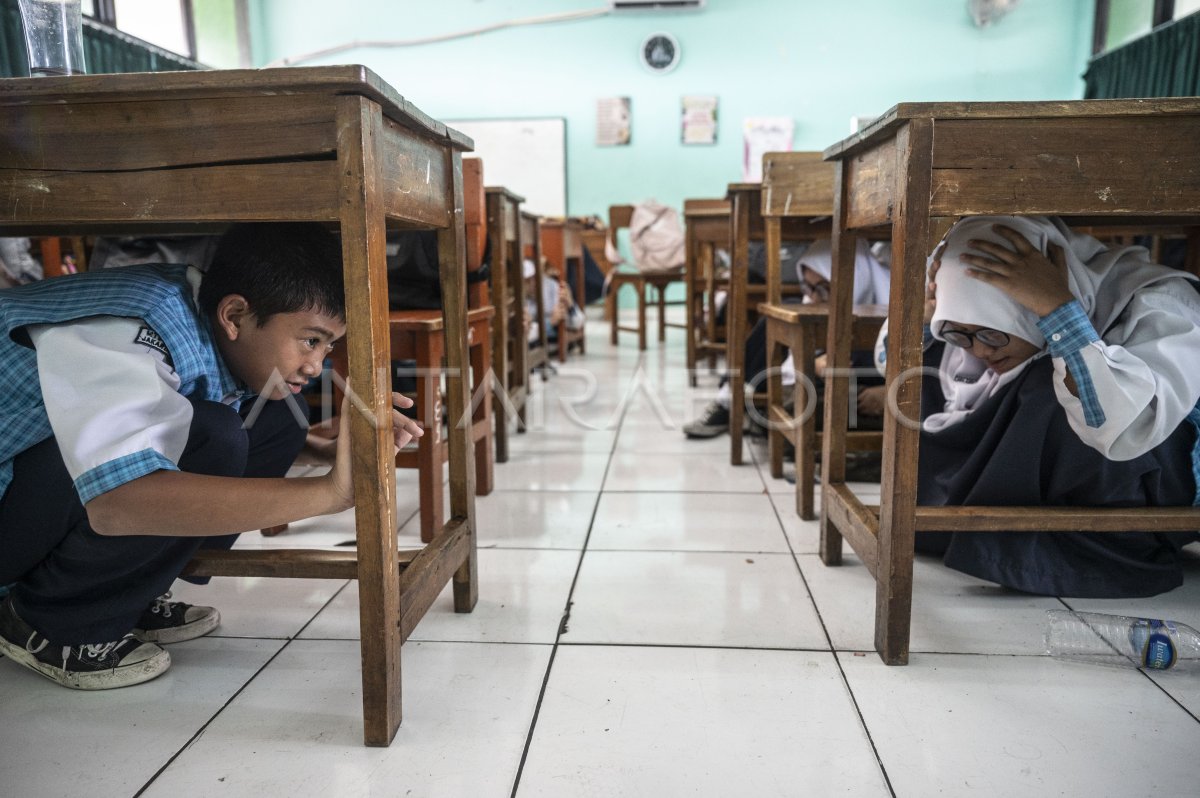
[757,442,898,798]
[507,346,644,798]
[132,579,355,797]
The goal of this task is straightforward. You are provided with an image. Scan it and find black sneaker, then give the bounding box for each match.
[0,597,170,690]
[133,592,220,644]
[683,401,730,438]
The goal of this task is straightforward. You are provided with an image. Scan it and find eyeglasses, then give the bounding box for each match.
[799,279,831,302]
[939,324,1010,350]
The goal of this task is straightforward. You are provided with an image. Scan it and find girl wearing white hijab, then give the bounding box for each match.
[683,239,890,438]
[915,215,1200,598]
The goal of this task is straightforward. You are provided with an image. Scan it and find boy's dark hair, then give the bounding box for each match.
[199,223,345,325]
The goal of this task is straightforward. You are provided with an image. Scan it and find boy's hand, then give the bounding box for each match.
[331,391,423,509]
[960,224,1074,317]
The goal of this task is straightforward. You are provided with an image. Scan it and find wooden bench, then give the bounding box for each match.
[607,203,687,350]
[0,66,479,746]
[758,152,885,519]
[485,186,528,461]
[819,99,1200,665]
[540,217,587,362]
[683,198,731,385]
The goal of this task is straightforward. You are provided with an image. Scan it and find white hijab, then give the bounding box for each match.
[925,215,1191,431]
[796,238,891,306]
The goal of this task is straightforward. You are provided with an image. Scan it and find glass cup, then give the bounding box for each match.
[17,0,86,77]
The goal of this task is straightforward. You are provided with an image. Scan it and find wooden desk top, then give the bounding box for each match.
[821,98,1200,225]
[761,152,834,218]
[726,182,760,195]
[823,97,1200,160]
[0,65,473,152]
[486,186,525,203]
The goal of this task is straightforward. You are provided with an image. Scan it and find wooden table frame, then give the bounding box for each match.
[683,198,731,386]
[520,211,551,377]
[819,99,1200,665]
[485,187,528,461]
[0,66,478,746]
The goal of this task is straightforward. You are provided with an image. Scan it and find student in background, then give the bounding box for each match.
[525,258,584,346]
[683,239,890,438]
[916,215,1200,598]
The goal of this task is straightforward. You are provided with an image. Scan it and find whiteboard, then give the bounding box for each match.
[445,118,567,217]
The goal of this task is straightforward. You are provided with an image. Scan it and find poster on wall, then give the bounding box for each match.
[741,117,794,182]
[681,95,718,145]
[596,97,632,146]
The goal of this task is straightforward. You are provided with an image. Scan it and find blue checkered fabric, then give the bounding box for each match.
[1037,300,1105,428]
[0,264,240,502]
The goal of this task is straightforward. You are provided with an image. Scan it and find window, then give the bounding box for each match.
[78,0,243,67]
[1094,0,1200,53]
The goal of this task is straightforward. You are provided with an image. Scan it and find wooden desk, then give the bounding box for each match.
[520,211,550,375]
[486,186,527,460]
[682,199,731,385]
[820,99,1200,665]
[725,181,813,465]
[540,217,587,361]
[0,66,478,746]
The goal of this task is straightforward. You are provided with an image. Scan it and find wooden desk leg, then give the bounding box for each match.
[511,240,530,432]
[871,121,934,665]
[795,323,817,520]
[490,219,511,464]
[437,153,479,616]
[728,193,750,465]
[417,332,446,544]
[337,95,402,746]
[471,322,495,494]
[575,258,587,356]
[685,229,697,385]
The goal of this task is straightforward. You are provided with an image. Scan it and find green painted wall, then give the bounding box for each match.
[251,0,1094,218]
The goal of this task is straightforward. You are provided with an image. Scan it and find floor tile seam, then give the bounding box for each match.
[133,580,354,797]
[510,351,636,797]
[769,492,898,798]
[582,547,796,555]
[550,641,834,653]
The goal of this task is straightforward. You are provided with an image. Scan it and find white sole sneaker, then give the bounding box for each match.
[133,606,220,644]
[0,635,171,690]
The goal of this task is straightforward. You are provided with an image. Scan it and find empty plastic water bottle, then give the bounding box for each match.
[1045,610,1200,671]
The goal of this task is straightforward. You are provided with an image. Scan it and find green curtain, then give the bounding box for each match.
[1,0,200,77]
[1084,11,1200,98]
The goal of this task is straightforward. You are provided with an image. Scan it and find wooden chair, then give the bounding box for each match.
[0,66,479,746]
[683,198,731,386]
[819,99,1200,665]
[540,217,587,362]
[520,211,551,378]
[330,156,494,544]
[486,186,528,461]
[758,152,886,519]
[607,204,687,350]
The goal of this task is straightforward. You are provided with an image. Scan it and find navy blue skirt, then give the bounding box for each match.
[916,350,1199,598]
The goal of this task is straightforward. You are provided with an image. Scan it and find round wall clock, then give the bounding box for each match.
[640,33,680,73]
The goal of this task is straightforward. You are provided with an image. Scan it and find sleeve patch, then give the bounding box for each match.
[134,326,170,359]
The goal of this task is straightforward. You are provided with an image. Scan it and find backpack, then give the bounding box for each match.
[629,200,685,274]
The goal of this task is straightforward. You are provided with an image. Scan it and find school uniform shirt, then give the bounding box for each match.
[0,264,245,505]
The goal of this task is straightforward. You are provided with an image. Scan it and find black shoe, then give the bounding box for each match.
[133,592,220,644]
[0,596,170,690]
[683,401,730,438]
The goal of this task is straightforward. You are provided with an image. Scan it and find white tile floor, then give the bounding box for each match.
[3,310,1199,797]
